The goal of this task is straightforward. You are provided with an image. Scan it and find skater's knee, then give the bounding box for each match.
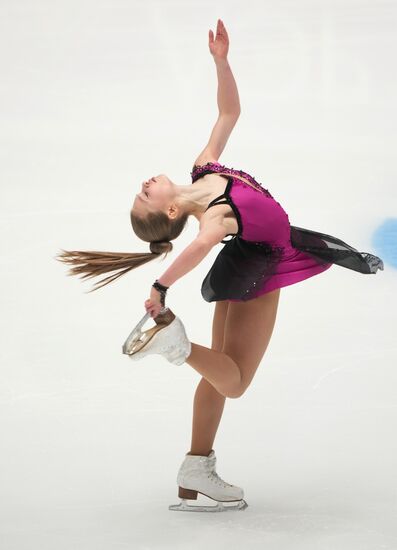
[226,384,247,399]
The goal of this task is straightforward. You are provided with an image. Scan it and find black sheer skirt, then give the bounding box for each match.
[200,225,384,302]
[289,226,384,273]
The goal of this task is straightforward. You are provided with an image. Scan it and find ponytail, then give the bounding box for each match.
[55,203,187,292]
[55,243,171,293]
[149,240,173,255]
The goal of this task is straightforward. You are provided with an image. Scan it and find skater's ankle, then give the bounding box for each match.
[188,449,212,457]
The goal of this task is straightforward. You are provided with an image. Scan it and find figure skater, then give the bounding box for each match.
[56,19,384,513]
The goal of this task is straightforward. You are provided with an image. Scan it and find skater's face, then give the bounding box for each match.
[132,174,177,218]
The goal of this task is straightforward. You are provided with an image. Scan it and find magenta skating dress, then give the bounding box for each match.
[191,161,384,303]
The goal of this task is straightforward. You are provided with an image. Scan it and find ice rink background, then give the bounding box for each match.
[1,1,396,548]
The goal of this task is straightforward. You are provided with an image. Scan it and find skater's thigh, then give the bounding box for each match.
[222,289,281,390]
[211,300,230,351]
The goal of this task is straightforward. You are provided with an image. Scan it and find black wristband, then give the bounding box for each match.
[152,280,169,307]
[152,279,169,293]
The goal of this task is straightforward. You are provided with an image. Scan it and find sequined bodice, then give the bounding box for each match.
[188,163,383,304]
[190,161,274,200]
[190,161,278,243]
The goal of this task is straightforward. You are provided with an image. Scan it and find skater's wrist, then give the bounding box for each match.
[153,279,169,292]
[152,279,169,307]
[214,56,229,67]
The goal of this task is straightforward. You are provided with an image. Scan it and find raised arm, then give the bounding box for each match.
[210,20,240,115]
[193,20,241,166]
[145,20,239,317]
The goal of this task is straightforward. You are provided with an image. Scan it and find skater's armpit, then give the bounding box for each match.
[157,237,217,288]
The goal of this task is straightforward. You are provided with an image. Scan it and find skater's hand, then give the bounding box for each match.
[209,19,229,60]
[145,287,164,319]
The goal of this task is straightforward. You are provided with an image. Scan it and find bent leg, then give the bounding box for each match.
[223,288,281,397]
[185,289,280,398]
[185,344,241,398]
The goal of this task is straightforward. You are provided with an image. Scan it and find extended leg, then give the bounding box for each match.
[189,300,229,455]
[189,377,226,456]
[169,300,254,512]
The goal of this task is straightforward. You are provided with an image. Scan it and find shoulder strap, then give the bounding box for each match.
[205,194,229,211]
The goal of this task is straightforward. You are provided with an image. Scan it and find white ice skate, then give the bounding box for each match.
[169,450,248,512]
[122,307,191,366]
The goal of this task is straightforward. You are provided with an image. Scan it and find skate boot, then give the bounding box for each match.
[169,449,248,512]
[122,307,191,366]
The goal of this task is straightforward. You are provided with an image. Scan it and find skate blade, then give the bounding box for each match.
[122,308,168,355]
[124,324,165,356]
[122,311,151,355]
[168,498,248,512]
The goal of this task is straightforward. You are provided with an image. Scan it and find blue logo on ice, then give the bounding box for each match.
[373,218,397,269]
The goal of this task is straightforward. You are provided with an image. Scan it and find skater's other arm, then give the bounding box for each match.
[156,226,227,288]
[194,21,240,166]
[193,60,240,167]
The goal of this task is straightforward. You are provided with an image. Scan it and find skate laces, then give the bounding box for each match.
[203,457,233,488]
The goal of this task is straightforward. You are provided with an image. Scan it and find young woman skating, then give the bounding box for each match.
[56,19,384,512]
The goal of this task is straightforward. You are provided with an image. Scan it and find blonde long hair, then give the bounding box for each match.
[55,208,189,292]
